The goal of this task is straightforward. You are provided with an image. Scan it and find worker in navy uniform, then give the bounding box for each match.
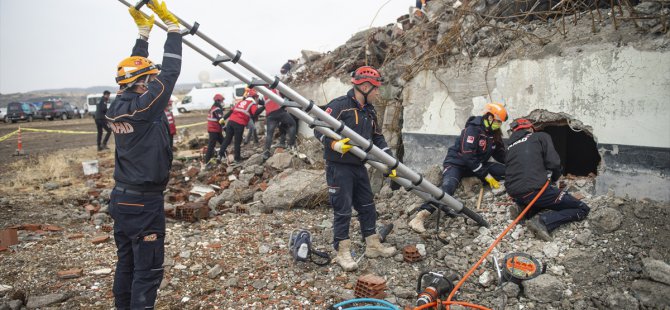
[314,66,396,271]
[95,90,112,151]
[505,118,590,241]
[409,103,508,233]
[105,2,181,309]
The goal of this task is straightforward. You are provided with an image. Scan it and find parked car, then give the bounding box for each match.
[6,102,39,123]
[39,100,75,120]
[175,86,235,113]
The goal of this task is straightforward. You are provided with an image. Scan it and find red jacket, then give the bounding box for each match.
[165,110,176,135]
[207,104,224,132]
[264,89,282,115]
[228,99,258,126]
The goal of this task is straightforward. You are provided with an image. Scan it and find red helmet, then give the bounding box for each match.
[511,118,534,132]
[351,66,383,87]
[213,94,224,102]
[245,88,258,98]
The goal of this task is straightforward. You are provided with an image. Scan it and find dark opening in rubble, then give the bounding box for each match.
[541,125,601,176]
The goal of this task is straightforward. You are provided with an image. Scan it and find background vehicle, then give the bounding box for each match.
[0,107,6,123]
[86,93,116,118]
[39,100,76,120]
[175,86,234,113]
[6,102,39,123]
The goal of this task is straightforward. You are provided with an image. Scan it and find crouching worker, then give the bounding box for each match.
[314,66,396,271]
[105,2,181,309]
[409,103,508,233]
[505,118,590,241]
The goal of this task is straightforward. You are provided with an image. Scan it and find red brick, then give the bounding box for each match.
[23,224,41,231]
[0,229,19,247]
[84,204,100,214]
[67,233,85,239]
[259,182,268,192]
[0,246,8,252]
[88,189,101,198]
[573,192,586,200]
[42,225,63,232]
[57,268,83,279]
[91,235,110,244]
[186,167,200,178]
[203,192,215,203]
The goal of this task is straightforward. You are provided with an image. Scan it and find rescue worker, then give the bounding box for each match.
[505,118,590,241]
[204,94,226,165]
[409,103,508,233]
[314,66,396,271]
[218,87,260,163]
[105,2,181,309]
[253,88,297,160]
[95,90,112,151]
[165,99,176,149]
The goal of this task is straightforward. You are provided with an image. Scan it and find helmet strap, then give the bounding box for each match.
[354,85,376,106]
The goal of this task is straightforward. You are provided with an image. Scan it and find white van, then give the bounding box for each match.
[86,93,116,118]
[176,86,234,113]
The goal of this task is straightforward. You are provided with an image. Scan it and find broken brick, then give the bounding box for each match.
[0,229,19,247]
[186,167,200,178]
[84,204,100,214]
[0,246,8,252]
[101,225,113,232]
[573,192,586,200]
[259,182,268,192]
[57,268,83,279]
[219,180,230,189]
[23,224,41,231]
[42,225,63,232]
[203,192,215,203]
[207,243,222,249]
[67,233,85,239]
[88,189,101,198]
[91,235,110,244]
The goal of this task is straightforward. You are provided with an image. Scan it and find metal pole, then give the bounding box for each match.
[118,0,488,227]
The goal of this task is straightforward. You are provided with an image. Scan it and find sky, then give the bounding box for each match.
[0,0,412,94]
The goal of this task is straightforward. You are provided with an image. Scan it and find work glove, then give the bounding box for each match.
[385,169,397,178]
[331,138,353,155]
[128,7,155,39]
[218,118,226,125]
[148,0,180,32]
[484,173,500,189]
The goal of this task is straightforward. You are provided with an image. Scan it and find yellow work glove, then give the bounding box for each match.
[128,7,154,38]
[484,174,500,189]
[148,0,180,32]
[331,138,353,155]
[218,119,226,125]
[387,169,397,178]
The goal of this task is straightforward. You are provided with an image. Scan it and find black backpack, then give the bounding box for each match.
[288,229,330,266]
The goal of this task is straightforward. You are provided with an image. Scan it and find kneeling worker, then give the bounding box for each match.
[505,118,590,241]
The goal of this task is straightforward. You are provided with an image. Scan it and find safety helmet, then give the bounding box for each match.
[116,56,159,85]
[245,88,258,98]
[213,94,224,102]
[351,66,383,87]
[483,102,508,122]
[511,118,535,132]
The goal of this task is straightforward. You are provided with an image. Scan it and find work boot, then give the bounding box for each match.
[364,234,396,258]
[527,216,552,241]
[409,210,431,233]
[102,144,110,150]
[262,150,271,161]
[97,145,103,152]
[333,239,358,271]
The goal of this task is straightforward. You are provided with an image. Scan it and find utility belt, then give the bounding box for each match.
[114,186,163,196]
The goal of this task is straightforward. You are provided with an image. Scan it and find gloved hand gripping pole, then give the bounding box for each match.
[119,0,489,227]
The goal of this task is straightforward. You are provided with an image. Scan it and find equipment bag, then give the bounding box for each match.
[288,229,330,266]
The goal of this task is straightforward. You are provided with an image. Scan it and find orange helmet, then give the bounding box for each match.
[213,94,224,102]
[511,118,534,132]
[483,102,508,122]
[245,87,258,98]
[116,56,159,85]
[351,66,383,87]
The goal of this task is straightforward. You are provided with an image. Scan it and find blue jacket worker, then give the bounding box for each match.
[314,66,396,271]
[409,103,508,233]
[105,2,181,309]
[505,118,590,241]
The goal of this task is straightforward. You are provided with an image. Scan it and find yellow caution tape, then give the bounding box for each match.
[20,128,97,134]
[0,130,19,143]
[176,121,207,129]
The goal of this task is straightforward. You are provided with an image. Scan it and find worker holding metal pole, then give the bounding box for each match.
[314,66,396,271]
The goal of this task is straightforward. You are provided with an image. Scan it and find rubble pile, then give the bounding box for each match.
[1,143,668,308]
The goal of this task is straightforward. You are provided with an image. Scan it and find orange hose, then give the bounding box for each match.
[443,301,492,310]
[444,180,551,310]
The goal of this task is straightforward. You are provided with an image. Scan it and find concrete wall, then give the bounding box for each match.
[402,45,670,202]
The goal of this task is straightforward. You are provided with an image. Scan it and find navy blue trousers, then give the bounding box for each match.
[511,185,590,232]
[326,162,377,249]
[109,189,165,310]
[420,162,505,213]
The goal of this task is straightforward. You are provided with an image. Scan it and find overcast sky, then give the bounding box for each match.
[0,0,412,94]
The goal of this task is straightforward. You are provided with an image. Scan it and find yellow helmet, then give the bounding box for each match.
[116,56,159,85]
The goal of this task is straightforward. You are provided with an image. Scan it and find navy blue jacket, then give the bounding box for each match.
[314,89,390,166]
[443,116,505,177]
[95,97,108,120]
[505,130,562,196]
[106,33,182,191]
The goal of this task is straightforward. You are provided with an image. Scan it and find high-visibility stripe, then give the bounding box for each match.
[164,53,181,60]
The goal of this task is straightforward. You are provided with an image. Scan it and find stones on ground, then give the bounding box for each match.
[641,258,670,285]
[265,152,294,170]
[478,270,494,287]
[631,279,670,308]
[606,291,639,309]
[90,268,112,275]
[207,264,222,279]
[243,154,264,168]
[26,293,68,309]
[543,242,559,258]
[43,182,60,191]
[574,229,592,245]
[522,274,566,303]
[590,207,623,233]
[261,169,327,209]
[0,285,12,294]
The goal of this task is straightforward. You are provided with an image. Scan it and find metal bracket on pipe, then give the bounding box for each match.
[212,54,231,66]
[280,100,303,109]
[180,21,199,37]
[247,78,268,89]
[309,119,335,129]
[134,0,150,10]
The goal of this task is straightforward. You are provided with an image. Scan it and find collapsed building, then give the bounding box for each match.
[286,0,670,202]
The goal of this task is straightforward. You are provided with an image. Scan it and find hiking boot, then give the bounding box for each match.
[364,234,396,258]
[527,216,552,241]
[333,239,358,271]
[262,150,271,161]
[102,144,110,150]
[97,146,103,151]
[409,210,431,233]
